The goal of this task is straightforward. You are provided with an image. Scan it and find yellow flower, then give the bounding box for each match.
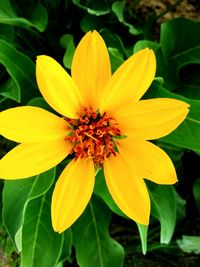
[0,31,189,233]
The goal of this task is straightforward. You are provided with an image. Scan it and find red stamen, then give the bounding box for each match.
[65,107,122,168]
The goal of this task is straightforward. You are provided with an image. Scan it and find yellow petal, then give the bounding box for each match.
[71,31,111,111]
[36,55,83,118]
[100,48,156,114]
[118,139,177,184]
[104,154,150,225]
[0,140,71,179]
[51,158,95,233]
[0,106,70,143]
[114,98,190,140]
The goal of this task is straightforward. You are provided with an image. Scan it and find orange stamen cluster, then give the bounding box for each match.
[65,107,122,167]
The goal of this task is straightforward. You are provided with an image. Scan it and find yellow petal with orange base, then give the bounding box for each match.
[0,140,71,179]
[100,48,156,114]
[36,56,83,118]
[71,31,111,111]
[0,106,70,143]
[104,154,150,225]
[51,158,95,233]
[114,98,190,140]
[117,139,177,184]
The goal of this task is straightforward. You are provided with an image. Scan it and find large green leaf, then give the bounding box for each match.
[58,229,72,263]
[0,0,48,32]
[148,184,177,244]
[2,168,56,249]
[174,190,186,222]
[21,190,63,267]
[161,18,200,72]
[175,64,200,100]
[0,24,14,41]
[0,39,37,103]
[146,81,200,153]
[161,18,200,61]
[72,196,124,267]
[179,82,200,101]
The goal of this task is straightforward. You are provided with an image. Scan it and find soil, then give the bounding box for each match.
[134,0,200,22]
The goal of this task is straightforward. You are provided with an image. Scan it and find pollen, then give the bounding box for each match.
[65,107,122,167]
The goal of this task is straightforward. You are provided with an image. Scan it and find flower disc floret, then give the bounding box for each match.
[65,107,122,167]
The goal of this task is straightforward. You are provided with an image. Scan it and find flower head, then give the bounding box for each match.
[0,31,189,233]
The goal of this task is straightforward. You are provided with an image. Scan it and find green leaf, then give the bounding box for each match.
[0,78,20,102]
[161,18,200,71]
[136,224,148,255]
[112,1,141,35]
[101,29,126,55]
[94,170,125,217]
[161,18,200,59]
[60,34,75,69]
[80,14,105,32]
[146,81,200,153]
[108,47,124,72]
[2,168,56,249]
[21,190,63,267]
[100,29,128,72]
[0,39,37,103]
[174,190,186,222]
[176,64,200,100]
[27,97,54,112]
[72,0,110,16]
[29,3,48,32]
[134,40,160,53]
[0,24,14,41]
[177,236,200,254]
[148,184,176,244]
[0,0,48,32]
[72,196,124,267]
[58,229,72,263]
[193,178,200,214]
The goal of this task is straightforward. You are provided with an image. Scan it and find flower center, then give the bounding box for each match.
[65,107,122,167]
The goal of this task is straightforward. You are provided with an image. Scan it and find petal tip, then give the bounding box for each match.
[177,100,190,117]
[52,222,65,234]
[36,55,46,62]
[92,29,101,37]
[133,210,150,225]
[37,55,53,62]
